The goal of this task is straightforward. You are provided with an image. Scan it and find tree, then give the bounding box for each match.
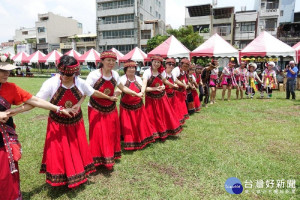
[166,25,204,51]
[146,35,168,52]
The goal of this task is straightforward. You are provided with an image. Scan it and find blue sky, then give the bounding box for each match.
[0,0,299,43]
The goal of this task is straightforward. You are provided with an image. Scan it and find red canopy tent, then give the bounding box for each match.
[12,52,29,63]
[78,48,101,63]
[119,47,147,63]
[64,49,82,60]
[110,48,124,62]
[190,33,239,59]
[292,42,300,63]
[24,50,46,63]
[40,50,62,64]
[240,31,296,61]
[148,35,190,58]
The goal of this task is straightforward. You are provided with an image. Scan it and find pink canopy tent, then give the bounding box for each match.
[40,50,63,64]
[190,33,239,59]
[119,47,147,63]
[292,42,300,63]
[240,31,296,61]
[24,50,46,63]
[110,48,124,62]
[78,48,101,63]
[64,49,82,60]
[12,52,29,63]
[148,35,190,58]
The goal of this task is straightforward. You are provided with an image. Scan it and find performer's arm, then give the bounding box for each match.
[0,111,9,123]
[114,88,122,97]
[162,78,176,88]
[255,73,262,83]
[118,84,143,98]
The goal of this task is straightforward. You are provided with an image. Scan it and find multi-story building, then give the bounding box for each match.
[96,0,166,54]
[185,4,235,44]
[14,27,37,43]
[234,10,258,49]
[59,33,97,54]
[255,0,295,36]
[35,12,83,54]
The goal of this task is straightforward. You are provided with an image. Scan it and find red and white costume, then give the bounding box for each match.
[189,74,201,111]
[119,74,157,150]
[86,69,121,168]
[37,75,96,188]
[143,68,182,139]
[172,67,189,123]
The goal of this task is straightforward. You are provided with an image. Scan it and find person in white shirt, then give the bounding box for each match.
[143,55,182,140]
[260,61,277,98]
[220,59,237,101]
[171,58,190,123]
[209,59,219,104]
[114,60,157,150]
[235,61,248,99]
[245,63,262,98]
[86,51,142,170]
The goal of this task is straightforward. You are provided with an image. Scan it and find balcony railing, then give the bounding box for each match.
[260,9,280,17]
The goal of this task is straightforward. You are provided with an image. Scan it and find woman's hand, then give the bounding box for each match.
[61,108,75,118]
[0,111,10,123]
[109,96,118,102]
[71,103,81,114]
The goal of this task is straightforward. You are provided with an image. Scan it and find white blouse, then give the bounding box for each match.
[36,75,95,100]
[142,68,166,81]
[86,69,121,88]
[120,75,143,86]
[171,67,185,81]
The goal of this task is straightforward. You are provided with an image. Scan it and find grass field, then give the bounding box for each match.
[7,77,300,200]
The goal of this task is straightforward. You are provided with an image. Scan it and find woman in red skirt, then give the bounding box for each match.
[188,65,201,112]
[0,57,72,199]
[116,60,157,150]
[86,51,142,170]
[142,55,182,140]
[34,55,119,188]
[171,58,190,124]
[165,58,184,124]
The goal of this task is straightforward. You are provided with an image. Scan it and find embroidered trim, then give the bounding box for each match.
[93,151,121,166]
[49,111,83,124]
[166,92,175,98]
[120,100,143,110]
[90,98,116,113]
[123,135,156,149]
[146,90,166,99]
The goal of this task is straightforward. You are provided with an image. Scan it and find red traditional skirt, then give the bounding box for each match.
[40,118,95,188]
[166,77,183,125]
[0,147,21,200]
[88,107,121,167]
[145,74,182,139]
[120,80,157,150]
[192,89,201,111]
[88,74,121,168]
[175,89,189,124]
[40,86,95,188]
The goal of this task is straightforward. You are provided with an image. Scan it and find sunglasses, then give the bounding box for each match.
[167,63,175,66]
[59,72,74,77]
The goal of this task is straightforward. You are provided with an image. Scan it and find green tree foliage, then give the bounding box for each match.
[166,25,203,51]
[146,25,203,53]
[146,35,168,53]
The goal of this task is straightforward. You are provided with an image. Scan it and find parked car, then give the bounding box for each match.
[140,66,150,75]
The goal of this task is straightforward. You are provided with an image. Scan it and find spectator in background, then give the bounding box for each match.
[284,61,298,100]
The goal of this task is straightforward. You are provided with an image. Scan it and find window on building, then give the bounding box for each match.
[280,10,284,16]
[159,14,161,19]
[102,29,135,39]
[266,1,279,9]
[102,14,134,24]
[104,44,136,54]
[78,23,82,28]
[240,22,255,32]
[38,27,45,33]
[39,38,46,43]
[156,11,158,18]
[265,19,277,31]
[22,31,28,35]
[101,0,134,10]
[40,17,48,21]
[141,30,151,39]
[140,13,144,21]
[213,24,231,36]
[150,6,152,13]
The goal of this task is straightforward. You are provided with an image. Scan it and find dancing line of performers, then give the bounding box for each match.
[0,52,205,199]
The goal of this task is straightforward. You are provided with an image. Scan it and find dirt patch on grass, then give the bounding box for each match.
[267,140,300,156]
[148,162,185,187]
[31,114,48,121]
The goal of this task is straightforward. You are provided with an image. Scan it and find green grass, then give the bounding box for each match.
[8,77,300,200]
